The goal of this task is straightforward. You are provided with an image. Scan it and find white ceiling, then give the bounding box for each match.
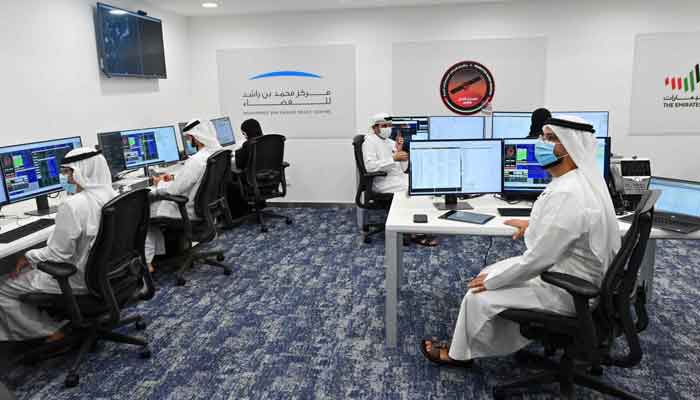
[143,0,509,17]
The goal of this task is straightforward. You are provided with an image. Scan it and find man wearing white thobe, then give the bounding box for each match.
[0,148,117,341]
[145,119,222,272]
[422,116,621,365]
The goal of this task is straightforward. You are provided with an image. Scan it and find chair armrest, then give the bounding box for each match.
[282,162,290,168]
[541,271,600,299]
[37,262,78,279]
[150,192,188,205]
[365,171,388,178]
[231,166,244,174]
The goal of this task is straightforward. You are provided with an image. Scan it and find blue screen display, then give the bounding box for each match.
[492,112,532,139]
[211,117,235,146]
[121,126,179,169]
[0,137,83,204]
[649,178,700,218]
[428,116,485,140]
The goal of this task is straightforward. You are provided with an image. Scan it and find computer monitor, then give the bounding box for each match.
[210,117,236,146]
[0,136,83,215]
[552,111,609,137]
[491,112,532,139]
[648,177,700,218]
[389,116,429,152]
[98,125,180,177]
[502,137,610,197]
[178,122,197,157]
[428,116,485,140]
[409,139,503,208]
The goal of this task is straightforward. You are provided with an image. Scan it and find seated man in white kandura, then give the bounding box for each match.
[145,118,222,273]
[0,148,117,342]
[421,115,620,367]
[363,113,437,246]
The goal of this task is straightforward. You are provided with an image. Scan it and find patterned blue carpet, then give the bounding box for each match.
[3,207,700,399]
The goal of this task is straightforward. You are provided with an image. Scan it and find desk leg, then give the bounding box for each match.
[385,230,403,348]
[356,206,366,230]
[639,239,657,301]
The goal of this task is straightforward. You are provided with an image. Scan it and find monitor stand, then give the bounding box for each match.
[25,195,58,217]
[434,194,473,210]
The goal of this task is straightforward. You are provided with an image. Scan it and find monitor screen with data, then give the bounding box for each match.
[211,117,236,146]
[98,125,180,176]
[409,139,503,196]
[491,112,532,139]
[0,136,83,204]
[648,177,700,218]
[428,116,485,140]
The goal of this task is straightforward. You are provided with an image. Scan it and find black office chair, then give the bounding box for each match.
[234,134,292,233]
[151,149,234,286]
[352,134,393,244]
[492,190,660,400]
[13,188,155,388]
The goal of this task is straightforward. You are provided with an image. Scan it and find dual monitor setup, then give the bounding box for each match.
[0,117,236,216]
[99,116,236,177]
[405,112,611,208]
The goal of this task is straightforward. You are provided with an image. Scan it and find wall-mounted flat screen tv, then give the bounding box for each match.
[95,2,167,79]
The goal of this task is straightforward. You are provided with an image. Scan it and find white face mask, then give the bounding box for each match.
[378,127,392,139]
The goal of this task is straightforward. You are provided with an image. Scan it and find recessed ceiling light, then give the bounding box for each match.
[202,2,219,8]
[109,9,128,15]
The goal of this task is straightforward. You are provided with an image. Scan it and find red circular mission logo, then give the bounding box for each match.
[440,61,495,115]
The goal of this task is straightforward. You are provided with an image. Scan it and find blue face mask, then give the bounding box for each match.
[60,174,77,195]
[534,141,565,168]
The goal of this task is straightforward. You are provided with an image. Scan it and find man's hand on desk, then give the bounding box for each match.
[504,219,529,240]
[10,256,31,279]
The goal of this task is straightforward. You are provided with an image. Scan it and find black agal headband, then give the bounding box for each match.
[182,120,201,133]
[62,150,102,165]
[544,118,595,134]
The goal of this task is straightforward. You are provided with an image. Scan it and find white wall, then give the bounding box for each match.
[188,0,700,203]
[0,0,191,150]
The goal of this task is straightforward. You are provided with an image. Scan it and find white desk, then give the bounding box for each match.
[383,192,700,347]
[0,215,56,274]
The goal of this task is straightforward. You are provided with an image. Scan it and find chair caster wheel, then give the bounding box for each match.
[140,348,152,359]
[223,269,232,276]
[65,373,79,388]
[176,277,186,286]
[492,388,506,400]
[362,224,370,232]
[363,236,372,244]
[261,227,268,233]
[216,254,225,261]
[135,320,147,331]
[285,218,292,225]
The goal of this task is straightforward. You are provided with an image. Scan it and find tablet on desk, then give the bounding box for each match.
[439,210,495,225]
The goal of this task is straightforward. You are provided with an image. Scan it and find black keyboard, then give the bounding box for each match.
[498,208,532,217]
[654,215,696,228]
[0,219,55,243]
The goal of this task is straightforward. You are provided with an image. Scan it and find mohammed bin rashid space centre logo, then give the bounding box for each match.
[663,63,700,109]
[440,61,495,115]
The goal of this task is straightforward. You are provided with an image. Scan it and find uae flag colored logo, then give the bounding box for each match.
[440,61,495,115]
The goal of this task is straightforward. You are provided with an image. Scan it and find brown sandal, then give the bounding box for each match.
[420,339,473,368]
[411,235,438,247]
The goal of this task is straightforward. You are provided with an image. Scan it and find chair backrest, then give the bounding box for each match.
[352,134,371,207]
[245,134,287,199]
[83,188,153,324]
[596,190,659,367]
[193,149,233,241]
